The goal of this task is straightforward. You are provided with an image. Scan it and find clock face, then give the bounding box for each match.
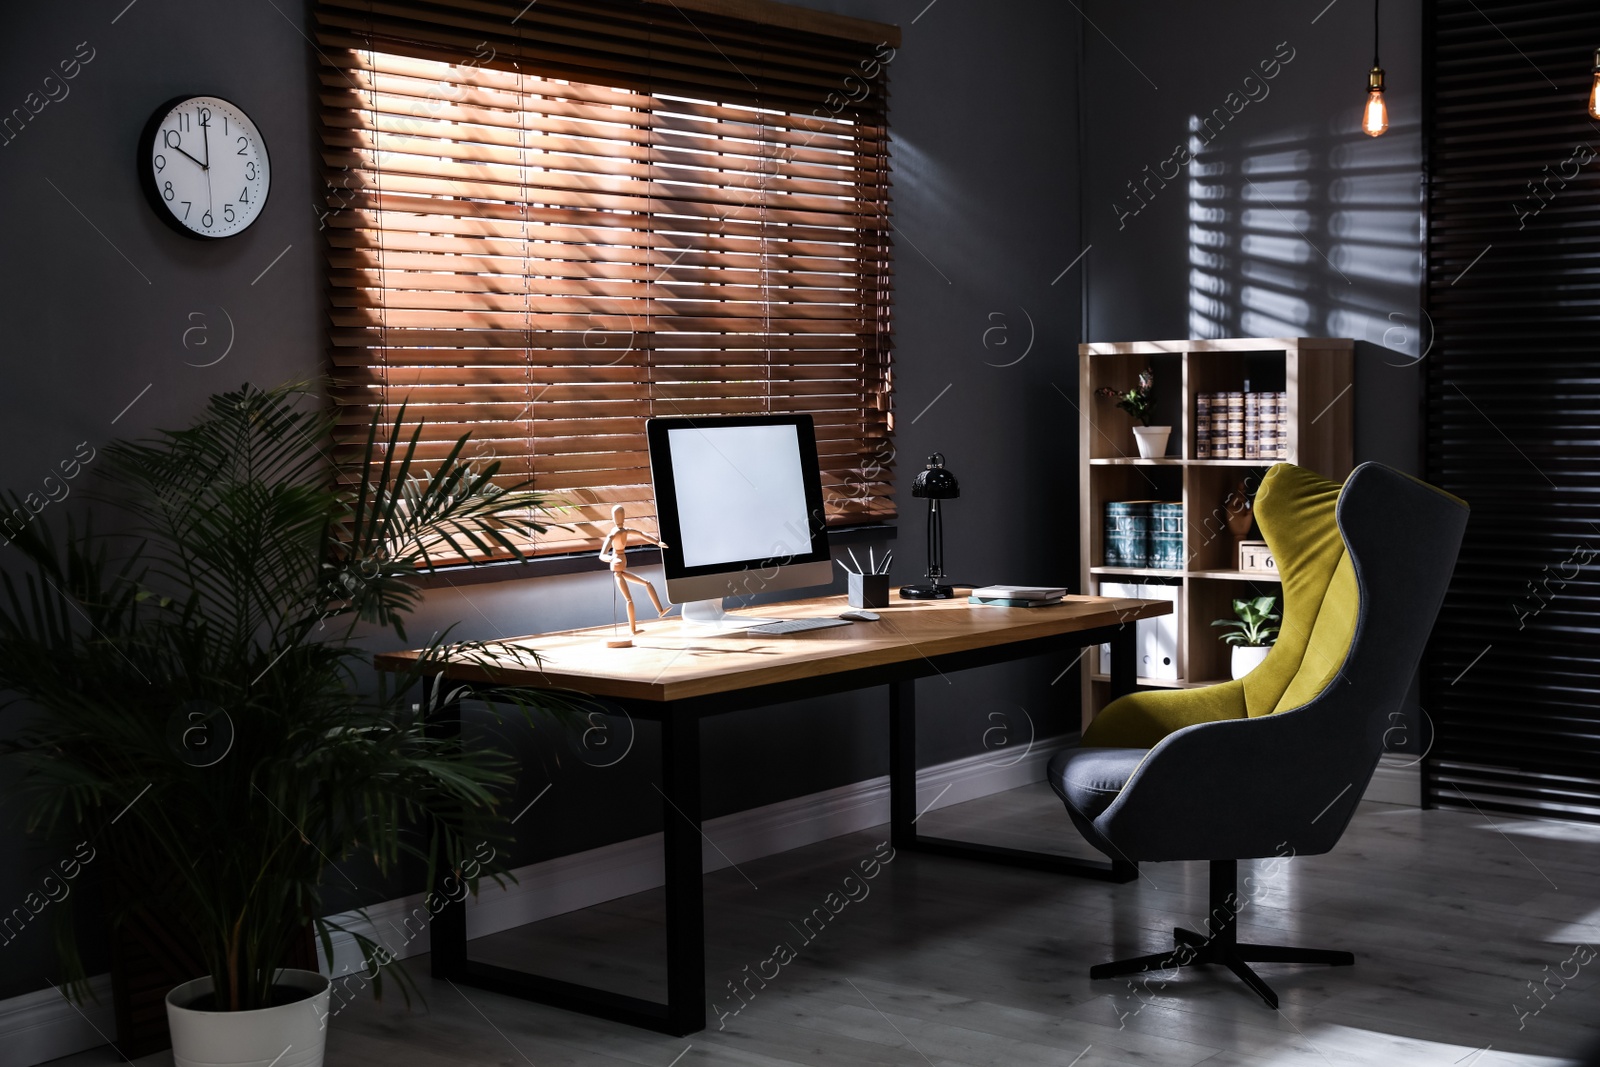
[141,95,270,239]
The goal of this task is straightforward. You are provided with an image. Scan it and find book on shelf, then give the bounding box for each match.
[1225,391,1244,458]
[1244,392,1261,460]
[1276,392,1288,459]
[1103,501,1151,568]
[970,585,1068,601]
[968,595,1064,608]
[1149,502,1184,570]
[1193,391,1288,461]
[1103,501,1182,571]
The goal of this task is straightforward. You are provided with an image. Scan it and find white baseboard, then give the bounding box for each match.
[0,975,114,1067]
[2,736,1068,1064]
[1366,756,1422,806]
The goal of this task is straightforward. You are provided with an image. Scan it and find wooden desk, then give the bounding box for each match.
[377,593,1171,1036]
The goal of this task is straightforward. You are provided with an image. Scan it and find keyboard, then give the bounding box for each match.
[743,617,854,636]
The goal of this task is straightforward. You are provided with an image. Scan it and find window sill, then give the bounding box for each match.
[410,522,898,591]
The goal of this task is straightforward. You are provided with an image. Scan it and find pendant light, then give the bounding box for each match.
[1589,47,1600,120]
[1363,0,1389,137]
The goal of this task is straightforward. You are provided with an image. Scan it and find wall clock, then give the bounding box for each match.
[138,95,270,239]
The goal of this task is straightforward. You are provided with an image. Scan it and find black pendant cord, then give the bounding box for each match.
[1373,0,1381,68]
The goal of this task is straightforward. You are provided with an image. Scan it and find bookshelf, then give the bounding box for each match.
[1077,337,1354,729]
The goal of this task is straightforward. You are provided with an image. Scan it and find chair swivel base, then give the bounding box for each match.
[1088,860,1354,1009]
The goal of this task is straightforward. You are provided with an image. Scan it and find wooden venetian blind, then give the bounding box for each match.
[316,0,898,558]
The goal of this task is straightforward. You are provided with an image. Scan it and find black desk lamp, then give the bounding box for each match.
[900,452,960,600]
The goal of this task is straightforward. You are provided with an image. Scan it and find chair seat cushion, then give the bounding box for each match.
[1047,746,1149,821]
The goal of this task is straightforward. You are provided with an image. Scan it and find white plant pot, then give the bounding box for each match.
[166,968,331,1067]
[1231,644,1271,679]
[1132,425,1171,459]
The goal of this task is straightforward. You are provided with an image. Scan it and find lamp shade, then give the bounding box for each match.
[911,453,960,499]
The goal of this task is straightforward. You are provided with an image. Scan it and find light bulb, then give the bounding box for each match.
[1590,50,1600,120]
[1363,67,1388,137]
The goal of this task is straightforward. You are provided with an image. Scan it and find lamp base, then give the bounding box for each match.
[899,583,955,600]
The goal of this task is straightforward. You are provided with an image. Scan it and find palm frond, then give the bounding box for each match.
[0,381,567,1011]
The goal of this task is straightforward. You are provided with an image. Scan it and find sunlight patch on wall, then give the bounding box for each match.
[1188,116,1420,341]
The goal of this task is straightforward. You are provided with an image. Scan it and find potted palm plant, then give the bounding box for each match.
[1095,370,1170,458]
[0,383,559,1067]
[1212,595,1281,678]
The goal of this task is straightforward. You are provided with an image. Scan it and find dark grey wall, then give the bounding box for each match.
[1083,0,1426,473]
[1078,0,1430,754]
[0,0,1083,1001]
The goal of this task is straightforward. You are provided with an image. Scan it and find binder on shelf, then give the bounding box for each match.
[1097,580,1181,681]
[1103,501,1152,568]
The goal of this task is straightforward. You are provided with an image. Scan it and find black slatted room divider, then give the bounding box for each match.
[1423,0,1600,819]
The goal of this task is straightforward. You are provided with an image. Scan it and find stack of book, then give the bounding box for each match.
[1195,391,1288,459]
[969,585,1067,607]
[1103,501,1183,570]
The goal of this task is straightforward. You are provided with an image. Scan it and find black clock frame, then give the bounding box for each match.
[137,94,270,241]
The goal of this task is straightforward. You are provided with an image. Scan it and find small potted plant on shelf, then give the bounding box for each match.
[0,383,562,1067]
[1096,369,1170,458]
[1212,596,1280,678]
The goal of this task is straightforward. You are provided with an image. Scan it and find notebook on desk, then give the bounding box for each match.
[970,585,1068,601]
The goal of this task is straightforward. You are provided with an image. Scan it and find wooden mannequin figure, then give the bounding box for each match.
[597,504,669,644]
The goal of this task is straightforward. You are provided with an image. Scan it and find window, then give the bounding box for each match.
[316,0,897,561]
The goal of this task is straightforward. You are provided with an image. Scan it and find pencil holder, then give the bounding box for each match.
[848,573,890,609]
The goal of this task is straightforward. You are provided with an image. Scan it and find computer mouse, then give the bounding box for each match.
[839,610,880,622]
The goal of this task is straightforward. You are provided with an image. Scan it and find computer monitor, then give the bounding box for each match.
[646,414,833,625]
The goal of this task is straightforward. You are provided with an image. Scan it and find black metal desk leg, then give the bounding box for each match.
[1109,623,1138,699]
[660,711,707,1035]
[887,643,1137,884]
[427,693,468,980]
[888,679,918,851]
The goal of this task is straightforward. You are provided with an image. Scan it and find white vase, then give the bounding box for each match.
[1231,644,1271,679]
[1132,425,1171,459]
[166,968,331,1067]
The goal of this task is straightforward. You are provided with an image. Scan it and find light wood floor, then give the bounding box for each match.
[50,786,1600,1067]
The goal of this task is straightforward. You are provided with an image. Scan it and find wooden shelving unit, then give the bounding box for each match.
[1078,337,1354,729]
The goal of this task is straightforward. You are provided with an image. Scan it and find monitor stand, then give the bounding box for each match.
[679,597,779,632]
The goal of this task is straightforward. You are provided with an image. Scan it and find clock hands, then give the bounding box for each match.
[199,111,215,215]
[169,143,208,171]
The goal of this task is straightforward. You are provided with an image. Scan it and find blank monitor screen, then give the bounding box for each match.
[646,414,832,597]
[667,423,812,568]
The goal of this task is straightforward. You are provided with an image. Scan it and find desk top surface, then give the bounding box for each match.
[376,593,1171,703]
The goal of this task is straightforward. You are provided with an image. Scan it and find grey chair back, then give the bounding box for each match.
[1093,463,1469,860]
